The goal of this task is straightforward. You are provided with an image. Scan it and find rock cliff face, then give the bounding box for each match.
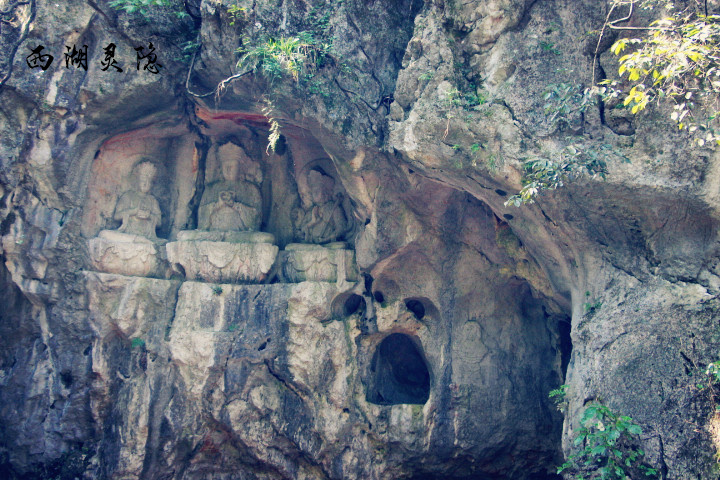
[1,0,719,479]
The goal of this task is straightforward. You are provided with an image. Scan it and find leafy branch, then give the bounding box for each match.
[560,402,659,480]
[505,141,613,207]
[597,1,720,145]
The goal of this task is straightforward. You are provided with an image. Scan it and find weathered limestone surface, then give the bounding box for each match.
[280,244,358,283]
[1,0,720,479]
[79,271,561,479]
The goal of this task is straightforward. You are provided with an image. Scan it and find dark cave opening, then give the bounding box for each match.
[366,333,430,405]
[343,294,365,316]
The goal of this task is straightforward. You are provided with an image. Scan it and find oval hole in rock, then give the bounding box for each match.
[503,214,514,221]
[344,294,365,316]
[366,333,430,405]
[405,299,425,320]
[495,188,507,196]
[373,291,385,303]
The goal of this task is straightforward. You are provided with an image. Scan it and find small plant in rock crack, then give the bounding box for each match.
[583,291,603,314]
[549,384,569,412]
[559,402,659,480]
[539,40,562,55]
[698,360,720,410]
[211,285,223,296]
[109,0,187,18]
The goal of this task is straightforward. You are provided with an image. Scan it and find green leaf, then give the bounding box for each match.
[591,445,607,456]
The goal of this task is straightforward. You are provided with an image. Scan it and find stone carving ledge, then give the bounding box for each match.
[280,243,358,283]
[88,230,165,278]
[166,232,278,284]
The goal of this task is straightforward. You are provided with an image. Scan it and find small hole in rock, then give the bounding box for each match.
[373,291,385,303]
[495,189,507,196]
[503,214,514,221]
[344,294,365,316]
[362,273,373,293]
[405,299,425,320]
[257,342,267,351]
[60,370,73,388]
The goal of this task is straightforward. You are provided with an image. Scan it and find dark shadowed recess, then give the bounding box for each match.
[366,333,430,405]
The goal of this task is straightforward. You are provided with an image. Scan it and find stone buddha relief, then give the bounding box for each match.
[112,161,162,241]
[294,170,351,245]
[198,148,261,233]
[167,142,277,284]
[280,168,357,284]
[88,161,166,277]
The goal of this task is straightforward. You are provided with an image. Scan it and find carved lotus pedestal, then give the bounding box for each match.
[166,231,278,283]
[280,243,358,283]
[88,230,164,277]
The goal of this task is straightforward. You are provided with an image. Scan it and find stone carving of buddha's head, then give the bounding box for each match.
[221,156,240,183]
[307,170,334,205]
[136,161,157,194]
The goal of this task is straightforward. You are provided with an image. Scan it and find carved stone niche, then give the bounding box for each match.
[280,166,357,283]
[88,161,167,277]
[166,142,278,283]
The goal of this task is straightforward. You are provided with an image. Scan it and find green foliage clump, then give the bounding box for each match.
[109,0,187,18]
[235,28,334,152]
[542,82,597,127]
[597,0,720,145]
[549,384,569,412]
[560,402,659,480]
[237,31,332,83]
[228,4,248,27]
[706,360,720,385]
[211,285,223,296]
[505,141,610,207]
[109,0,170,14]
[443,85,488,111]
[511,0,720,207]
[539,40,562,55]
[130,337,145,348]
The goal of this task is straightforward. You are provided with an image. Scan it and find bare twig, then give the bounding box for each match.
[593,2,620,85]
[184,43,252,100]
